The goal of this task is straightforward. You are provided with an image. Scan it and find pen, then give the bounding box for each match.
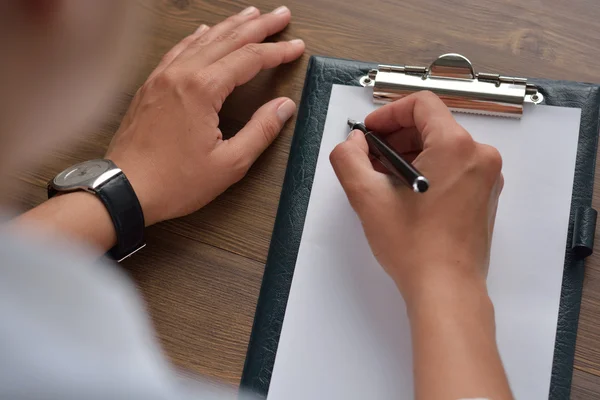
[347,119,429,193]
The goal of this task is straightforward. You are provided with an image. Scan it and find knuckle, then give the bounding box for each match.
[253,117,280,142]
[150,69,178,89]
[214,29,240,43]
[478,144,503,173]
[188,71,217,92]
[225,13,246,25]
[448,127,475,153]
[193,34,212,46]
[242,43,263,58]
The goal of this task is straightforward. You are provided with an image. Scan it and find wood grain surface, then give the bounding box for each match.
[9,0,600,397]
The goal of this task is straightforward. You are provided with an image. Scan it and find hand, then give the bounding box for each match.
[329,92,504,307]
[106,6,304,226]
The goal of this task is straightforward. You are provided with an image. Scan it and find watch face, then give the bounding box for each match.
[53,159,114,189]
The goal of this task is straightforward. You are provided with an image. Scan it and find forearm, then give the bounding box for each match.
[407,275,513,400]
[10,191,117,255]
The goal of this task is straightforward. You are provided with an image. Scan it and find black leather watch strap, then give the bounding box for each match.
[95,173,145,261]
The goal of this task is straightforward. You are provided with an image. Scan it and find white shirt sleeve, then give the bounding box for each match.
[0,228,243,400]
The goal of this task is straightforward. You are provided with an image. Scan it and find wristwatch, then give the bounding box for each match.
[48,159,146,261]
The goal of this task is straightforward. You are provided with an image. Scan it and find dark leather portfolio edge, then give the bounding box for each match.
[538,78,600,399]
[240,56,600,400]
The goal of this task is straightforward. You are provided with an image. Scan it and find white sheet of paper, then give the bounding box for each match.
[267,85,581,400]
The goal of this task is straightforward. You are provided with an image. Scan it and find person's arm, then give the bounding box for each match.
[409,275,510,399]
[12,6,304,255]
[14,192,116,253]
[330,91,512,399]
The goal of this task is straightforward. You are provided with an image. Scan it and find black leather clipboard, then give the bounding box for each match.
[241,55,600,399]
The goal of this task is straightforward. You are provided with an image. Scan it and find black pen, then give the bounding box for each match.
[347,119,429,193]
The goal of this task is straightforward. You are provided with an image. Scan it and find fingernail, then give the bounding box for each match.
[277,99,296,123]
[272,5,289,15]
[289,38,304,46]
[240,6,257,16]
[195,24,209,34]
[347,130,355,140]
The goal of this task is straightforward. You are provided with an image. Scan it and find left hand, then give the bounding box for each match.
[106,6,304,226]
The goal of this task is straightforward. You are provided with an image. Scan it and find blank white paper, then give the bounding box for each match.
[267,85,582,400]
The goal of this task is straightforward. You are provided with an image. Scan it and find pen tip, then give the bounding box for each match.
[347,118,357,127]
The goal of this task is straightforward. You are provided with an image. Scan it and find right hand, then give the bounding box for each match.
[329,92,504,308]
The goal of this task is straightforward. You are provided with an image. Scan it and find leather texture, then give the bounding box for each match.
[572,206,597,259]
[240,56,600,400]
[96,173,145,261]
[533,77,600,400]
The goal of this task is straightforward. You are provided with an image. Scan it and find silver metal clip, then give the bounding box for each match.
[360,53,543,118]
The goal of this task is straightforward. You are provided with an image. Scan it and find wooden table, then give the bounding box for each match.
[10,0,600,397]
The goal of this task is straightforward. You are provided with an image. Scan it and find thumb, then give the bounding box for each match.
[330,130,380,203]
[218,97,295,177]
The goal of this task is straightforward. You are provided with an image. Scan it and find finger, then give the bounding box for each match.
[371,151,420,174]
[365,91,458,144]
[188,6,292,66]
[403,152,419,164]
[383,127,423,154]
[497,173,505,195]
[330,130,384,202]
[176,6,261,65]
[206,39,305,106]
[371,157,387,174]
[371,151,420,173]
[219,97,296,170]
[148,24,210,81]
[488,172,504,255]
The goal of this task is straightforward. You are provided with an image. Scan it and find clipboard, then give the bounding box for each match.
[240,54,600,399]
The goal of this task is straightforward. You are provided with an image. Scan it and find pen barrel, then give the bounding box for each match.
[364,132,428,192]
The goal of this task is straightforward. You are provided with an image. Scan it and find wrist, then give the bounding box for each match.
[45,158,147,260]
[400,268,492,320]
[15,190,117,253]
[406,269,510,400]
[407,275,496,349]
[106,155,157,226]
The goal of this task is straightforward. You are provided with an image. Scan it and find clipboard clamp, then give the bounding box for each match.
[360,53,543,118]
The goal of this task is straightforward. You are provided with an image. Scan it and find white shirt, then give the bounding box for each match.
[0,226,248,400]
